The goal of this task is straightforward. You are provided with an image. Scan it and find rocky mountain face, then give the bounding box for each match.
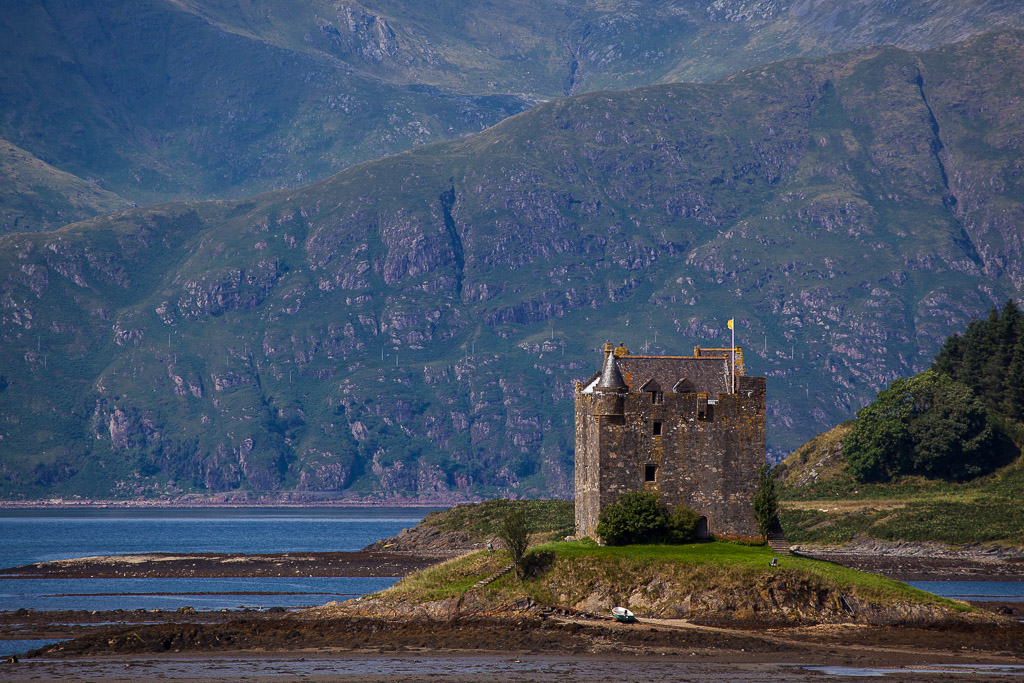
[2,0,1021,230]
[1,32,1023,500]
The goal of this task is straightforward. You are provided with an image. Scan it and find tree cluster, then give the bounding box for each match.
[843,300,1024,484]
[932,300,1024,422]
[595,491,702,545]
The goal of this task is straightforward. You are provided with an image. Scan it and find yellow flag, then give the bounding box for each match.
[727,319,733,330]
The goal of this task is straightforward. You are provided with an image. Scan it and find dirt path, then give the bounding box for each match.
[552,614,1023,665]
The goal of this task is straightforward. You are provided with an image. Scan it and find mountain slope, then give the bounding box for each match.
[2,0,1022,220]
[0,138,133,235]
[0,0,532,206]
[1,32,1023,500]
[170,0,1024,94]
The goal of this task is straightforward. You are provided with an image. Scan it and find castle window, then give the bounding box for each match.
[644,464,657,482]
[652,391,663,404]
[652,420,662,436]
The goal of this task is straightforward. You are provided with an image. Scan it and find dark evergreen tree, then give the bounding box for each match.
[1005,334,1024,422]
[752,463,780,538]
[932,299,1024,420]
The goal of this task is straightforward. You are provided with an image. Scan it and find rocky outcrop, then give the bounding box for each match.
[318,555,1003,628]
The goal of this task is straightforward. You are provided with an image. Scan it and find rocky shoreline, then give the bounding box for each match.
[792,545,1024,582]
[0,552,438,580]
[9,546,1022,583]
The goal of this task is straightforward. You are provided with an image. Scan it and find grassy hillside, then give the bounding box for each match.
[0,139,133,235]
[2,0,1021,216]
[370,539,970,624]
[419,499,575,540]
[2,33,1024,500]
[779,439,1024,546]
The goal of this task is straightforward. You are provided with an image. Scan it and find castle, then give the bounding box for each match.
[574,343,766,540]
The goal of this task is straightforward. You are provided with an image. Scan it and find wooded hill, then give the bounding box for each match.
[778,302,1024,545]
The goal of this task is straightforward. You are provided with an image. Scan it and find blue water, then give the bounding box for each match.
[0,507,434,612]
[907,580,1024,602]
[0,507,434,570]
[0,639,63,657]
[0,576,399,612]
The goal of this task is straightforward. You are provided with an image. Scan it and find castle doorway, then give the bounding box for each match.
[696,516,708,539]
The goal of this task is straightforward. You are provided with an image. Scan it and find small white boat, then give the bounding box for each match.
[612,606,636,623]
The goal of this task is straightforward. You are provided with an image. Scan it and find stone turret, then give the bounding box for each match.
[595,342,627,391]
[592,342,626,416]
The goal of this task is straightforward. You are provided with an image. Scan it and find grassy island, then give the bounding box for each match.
[358,538,969,627]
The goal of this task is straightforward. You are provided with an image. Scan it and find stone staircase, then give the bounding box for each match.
[472,562,516,589]
[767,532,791,555]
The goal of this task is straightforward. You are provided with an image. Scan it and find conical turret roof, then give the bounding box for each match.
[596,346,627,391]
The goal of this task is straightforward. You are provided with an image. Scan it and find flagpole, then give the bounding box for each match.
[731,321,735,394]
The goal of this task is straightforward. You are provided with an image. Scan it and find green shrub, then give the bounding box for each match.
[668,505,700,543]
[595,490,669,545]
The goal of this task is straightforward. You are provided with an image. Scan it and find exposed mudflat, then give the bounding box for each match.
[0,607,284,642]
[13,613,1024,674]
[0,552,437,579]
[792,543,1024,581]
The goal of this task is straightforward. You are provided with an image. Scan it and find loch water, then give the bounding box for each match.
[0,507,434,613]
[907,580,1024,602]
[1,508,1022,612]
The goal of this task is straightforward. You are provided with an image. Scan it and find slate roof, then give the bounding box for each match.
[616,355,732,396]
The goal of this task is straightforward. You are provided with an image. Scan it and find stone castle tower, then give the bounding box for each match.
[574,343,766,540]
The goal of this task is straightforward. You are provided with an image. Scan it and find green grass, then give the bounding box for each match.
[383,551,511,602]
[535,541,958,607]
[421,499,575,541]
[780,508,886,545]
[781,499,1024,546]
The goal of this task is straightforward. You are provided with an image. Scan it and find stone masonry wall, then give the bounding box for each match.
[574,375,766,540]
